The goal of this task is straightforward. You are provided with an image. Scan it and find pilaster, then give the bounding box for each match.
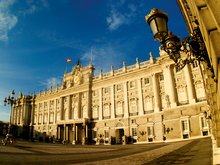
[72,124,76,144]
[137,78,144,115]
[184,64,196,103]
[124,82,129,118]
[163,65,177,108]
[111,85,115,119]
[60,97,64,120]
[53,99,56,124]
[99,88,103,120]
[152,73,160,112]
[67,95,71,120]
[47,100,50,125]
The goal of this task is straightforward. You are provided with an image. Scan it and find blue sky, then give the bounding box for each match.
[0,0,188,122]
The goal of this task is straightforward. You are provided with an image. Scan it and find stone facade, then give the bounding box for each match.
[11,51,210,145]
[177,0,220,164]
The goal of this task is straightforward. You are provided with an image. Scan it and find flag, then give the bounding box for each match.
[66,58,71,63]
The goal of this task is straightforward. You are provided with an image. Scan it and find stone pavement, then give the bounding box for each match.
[73,137,212,165]
[0,137,212,165]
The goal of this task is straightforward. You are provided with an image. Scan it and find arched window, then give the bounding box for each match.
[177,85,188,104]
[129,98,138,116]
[116,101,124,116]
[92,106,99,119]
[145,96,153,113]
[103,103,110,119]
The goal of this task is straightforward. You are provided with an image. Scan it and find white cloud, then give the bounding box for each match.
[81,44,129,75]
[106,3,140,31]
[106,9,126,31]
[19,0,49,15]
[42,77,62,89]
[0,0,17,42]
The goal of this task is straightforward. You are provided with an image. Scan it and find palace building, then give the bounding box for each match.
[11,50,210,145]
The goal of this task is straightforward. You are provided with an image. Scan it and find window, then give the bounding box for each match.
[144,77,150,85]
[145,96,153,112]
[131,119,136,124]
[201,116,209,136]
[159,74,164,81]
[70,108,74,119]
[49,112,54,123]
[181,119,190,139]
[132,128,137,136]
[116,101,124,117]
[130,81,135,88]
[104,130,109,138]
[43,113,48,124]
[181,120,189,131]
[44,102,48,109]
[103,104,110,119]
[116,84,122,91]
[38,114,42,124]
[201,117,208,128]
[104,87,109,94]
[147,126,154,136]
[130,99,138,116]
[50,100,54,106]
[92,106,99,119]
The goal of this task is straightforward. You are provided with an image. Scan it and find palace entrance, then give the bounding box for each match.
[57,123,89,144]
[116,128,124,144]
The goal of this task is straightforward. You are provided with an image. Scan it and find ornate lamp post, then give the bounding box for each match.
[145,9,210,70]
[4,89,16,137]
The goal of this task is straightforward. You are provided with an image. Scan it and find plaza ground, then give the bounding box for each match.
[0,137,212,165]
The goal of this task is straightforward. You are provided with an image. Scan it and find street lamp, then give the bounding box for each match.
[4,89,16,137]
[145,8,210,70]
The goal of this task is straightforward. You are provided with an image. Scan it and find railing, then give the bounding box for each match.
[114,68,123,74]
[103,72,110,78]
[127,64,136,71]
[93,76,100,80]
[140,60,150,67]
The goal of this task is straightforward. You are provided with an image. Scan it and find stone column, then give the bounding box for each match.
[75,125,78,143]
[99,88,103,120]
[66,125,69,142]
[137,78,144,115]
[53,99,56,124]
[57,126,60,140]
[47,101,50,125]
[184,64,196,103]
[63,124,66,141]
[111,85,115,119]
[60,97,64,120]
[163,65,177,108]
[37,103,39,125]
[72,124,76,144]
[124,82,129,118]
[152,73,160,112]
